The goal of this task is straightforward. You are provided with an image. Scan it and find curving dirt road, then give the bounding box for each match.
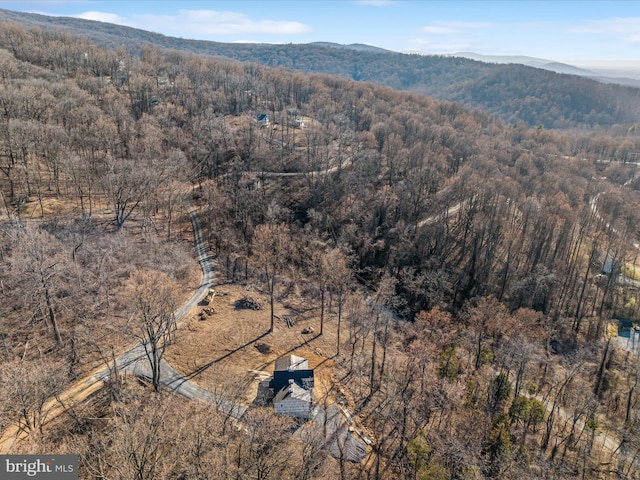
[0,149,388,454]
[9,159,624,464]
[0,207,217,453]
[417,199,466,228]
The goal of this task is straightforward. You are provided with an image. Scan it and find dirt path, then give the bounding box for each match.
[590,192,640,288]
[0,159,462,453]
[247,155,353,178]
[0,155,365,452]
[0,207,216,453]
[536,394,620,454]
[417,199,466,228]
[121,353,247,419]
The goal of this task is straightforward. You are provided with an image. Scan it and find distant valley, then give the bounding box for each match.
[442,52,640,87]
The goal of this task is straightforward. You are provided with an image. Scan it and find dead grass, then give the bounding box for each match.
[166,280,347,407]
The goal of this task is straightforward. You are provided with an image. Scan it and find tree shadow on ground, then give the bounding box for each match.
[184,330,271,380]
[184,328,325,382]
[256,333,322,371]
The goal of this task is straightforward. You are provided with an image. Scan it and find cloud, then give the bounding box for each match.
[408,37,475,53]
[73,9,311,37]
[0,0,96,6]
[413,21,494,54]
[421,26,459,35]
[74,11,132,25]
[570,17,640,34]
[569,17,640,43]
[420,21,494,35]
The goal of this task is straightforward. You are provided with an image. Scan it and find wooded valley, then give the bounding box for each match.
[1,20,640,480]
[3,7,640,129]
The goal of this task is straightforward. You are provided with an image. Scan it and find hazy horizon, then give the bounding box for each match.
[1,0,639,65]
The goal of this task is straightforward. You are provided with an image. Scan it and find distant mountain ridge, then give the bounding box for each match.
[449,52,595,75]
[1,7,640,128]
[446,52,640,88]
[309,42,390,53]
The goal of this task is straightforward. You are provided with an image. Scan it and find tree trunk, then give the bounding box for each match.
[594,338,610,398]
[626,383,636,425]
[320,287,325,336]
[269,275,275,334]
[41,272,62,346]
[369,314,379,397]
[574,246,595,332]
[337,289,343,355]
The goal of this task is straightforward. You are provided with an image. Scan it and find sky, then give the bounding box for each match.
[1,1,640,66]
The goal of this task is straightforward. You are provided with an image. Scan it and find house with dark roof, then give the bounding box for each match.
[274,381,313,419]
[270,354,314,420]
[256,113,269,127]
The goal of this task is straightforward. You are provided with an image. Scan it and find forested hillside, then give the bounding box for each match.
[2,7,640,129]
[2,22,640,480]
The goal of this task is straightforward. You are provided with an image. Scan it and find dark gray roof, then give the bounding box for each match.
[274,382,312,403]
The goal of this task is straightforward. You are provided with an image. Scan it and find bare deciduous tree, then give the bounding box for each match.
[126,270,179,392]
[8,225,67,346]
[238,408,295,480]
[326,247,352,355]
[101,157,151,229]
[0,359,67,434]
[252,223,291,334]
